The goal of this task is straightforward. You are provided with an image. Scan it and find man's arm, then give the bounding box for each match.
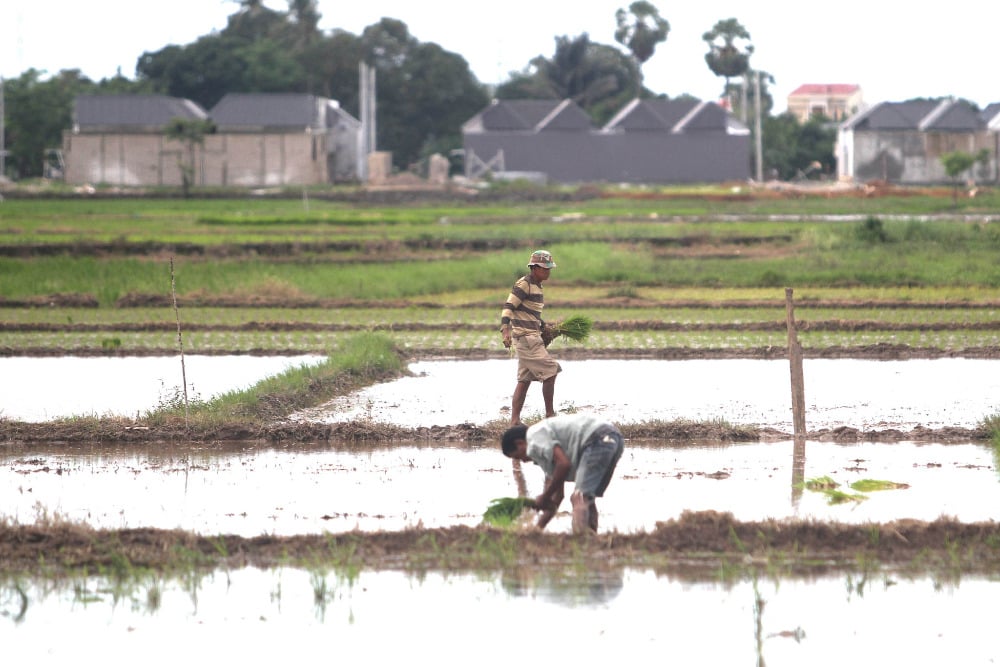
[535,445,570,529]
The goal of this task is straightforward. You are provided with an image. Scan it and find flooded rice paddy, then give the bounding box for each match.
[6,568,1000,666]
[4,356,1000,664]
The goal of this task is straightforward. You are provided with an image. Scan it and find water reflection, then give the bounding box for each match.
[4,568,998,665]
[501,569,625,607]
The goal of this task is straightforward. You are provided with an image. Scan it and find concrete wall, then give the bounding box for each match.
[464,131,750,184]
[62,134,186,186]
[843,129,999,184]
[63,130,356,186]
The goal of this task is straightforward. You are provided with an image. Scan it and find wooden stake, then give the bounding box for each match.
[170,257,189,425]
[785,288,806,437]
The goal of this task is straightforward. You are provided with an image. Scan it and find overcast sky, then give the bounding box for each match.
[2,1,997,113]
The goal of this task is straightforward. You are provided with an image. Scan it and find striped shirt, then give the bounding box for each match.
[500,274,544,337]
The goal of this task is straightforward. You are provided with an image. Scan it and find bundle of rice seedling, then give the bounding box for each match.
[482,496,534,526]
[555,315,593,342]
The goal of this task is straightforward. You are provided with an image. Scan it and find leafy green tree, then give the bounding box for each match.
[165,117,216,197]
[2,69,96,179]
[358,20,489,169]
[614,2,670,98]
[703,18,753,105]
[761,113,836,181]
[304,29,365,103]
[496,34,636,124]
[941,150,977,206]
[225,0,284,41]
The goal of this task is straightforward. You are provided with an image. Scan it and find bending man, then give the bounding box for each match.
[500,413,625,534]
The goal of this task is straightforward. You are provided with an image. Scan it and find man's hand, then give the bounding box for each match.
[540,324,560,347]
[502,329,512,349]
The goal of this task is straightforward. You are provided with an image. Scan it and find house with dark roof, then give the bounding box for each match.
[62,93,360,187]
[787,84,864,123]
[207,93,360,185]
[837,98,1000,184]
[63,95,209,186]
[461,98,749,185]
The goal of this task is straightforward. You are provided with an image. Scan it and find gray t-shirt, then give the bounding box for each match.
[526,413,610,481]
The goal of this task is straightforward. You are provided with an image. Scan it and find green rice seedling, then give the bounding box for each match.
[555,315,593,342]
[797,476,868,504]
[801,476,839,490]
[823,488,868,505]
[482,497,534,526]
[850,479,910,492]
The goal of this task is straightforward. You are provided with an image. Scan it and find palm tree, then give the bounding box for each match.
[703,18,754,109]
[496,34,635,124]
[613,2,670,98]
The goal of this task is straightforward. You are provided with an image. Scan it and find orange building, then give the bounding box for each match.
[787,84,864,122]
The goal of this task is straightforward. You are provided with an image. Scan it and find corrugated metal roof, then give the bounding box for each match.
[74,95,207,128]
[845,100,939,130]
[845,99,989,131]
[209,93,325,129]
[921,99,984,131]
[604,99,733,133]
[535,100,594,131]
[475,100,566,131]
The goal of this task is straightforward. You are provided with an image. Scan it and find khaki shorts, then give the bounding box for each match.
[514,334,562,383]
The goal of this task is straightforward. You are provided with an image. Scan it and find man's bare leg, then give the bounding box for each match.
[570,490,596,534]
[542,376,556,418]
[511,380,530,425]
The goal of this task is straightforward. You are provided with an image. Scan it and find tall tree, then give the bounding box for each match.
[703,19,753,95]
[358,19,488,169]
[613,2,670,98]
[287,0,321,46]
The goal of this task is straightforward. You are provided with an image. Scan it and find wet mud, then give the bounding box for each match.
[3,511,999,579]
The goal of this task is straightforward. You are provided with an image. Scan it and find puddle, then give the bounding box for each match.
[4,567,998,665]
[3,440,997,535]
[294,358,1000,431]
[0,355,325,422]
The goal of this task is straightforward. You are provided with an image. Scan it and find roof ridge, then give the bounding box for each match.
[535,99,572,131]
[917,97,955,130]
[672,100,708,134]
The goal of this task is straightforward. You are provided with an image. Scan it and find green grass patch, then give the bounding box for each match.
[142,332,406,427]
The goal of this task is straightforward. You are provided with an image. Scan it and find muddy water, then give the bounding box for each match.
[0,355,324,422]
[4,356,1000,661]
[3,439,997,535]
[4,357,1000,429]
[5,568,998,665]
[294,358,1000,431]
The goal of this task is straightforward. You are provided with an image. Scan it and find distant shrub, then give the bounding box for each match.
[758,270,786,287]
[856,216,889,243]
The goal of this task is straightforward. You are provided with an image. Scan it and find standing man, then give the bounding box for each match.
[500,249,561,426]
[500,413,625,534]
